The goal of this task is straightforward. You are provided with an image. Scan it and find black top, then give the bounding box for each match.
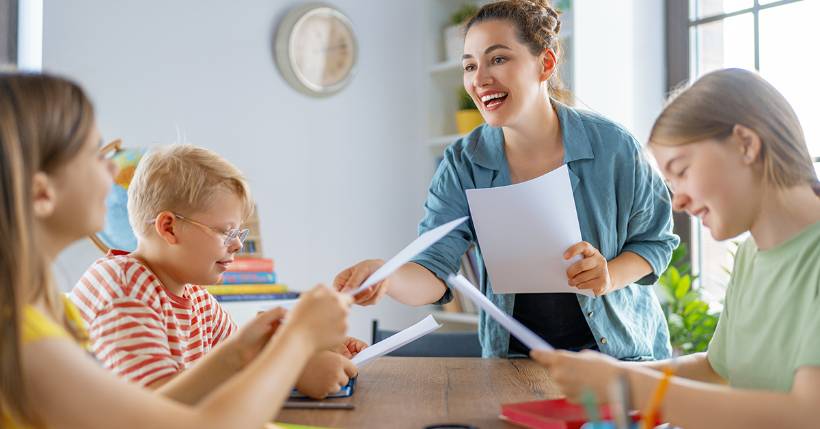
[508,293,599,356]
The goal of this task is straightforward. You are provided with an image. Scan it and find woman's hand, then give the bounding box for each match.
[564,241,613,296]
[286,285,351,352]
[334,259,389,305]
[531,349,624,402]
[333,336,369,358]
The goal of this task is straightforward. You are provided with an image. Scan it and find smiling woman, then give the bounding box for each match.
[334,0,680,361]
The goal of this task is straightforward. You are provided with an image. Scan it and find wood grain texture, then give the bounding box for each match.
[276,357,563,429]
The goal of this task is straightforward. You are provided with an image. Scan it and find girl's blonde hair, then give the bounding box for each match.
[650,68,818,193]
[0,72,93,426]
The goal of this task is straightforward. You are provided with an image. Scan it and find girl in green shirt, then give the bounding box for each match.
[531,68,820,428]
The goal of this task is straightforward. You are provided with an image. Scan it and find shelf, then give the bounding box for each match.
[428,134,463,148]
[433,310,479,325]
[429,59,462,75]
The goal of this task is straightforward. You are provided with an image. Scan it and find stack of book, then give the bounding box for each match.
[205,257,299,302]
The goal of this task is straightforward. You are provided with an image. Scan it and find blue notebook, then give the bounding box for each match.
[289,377,356,399]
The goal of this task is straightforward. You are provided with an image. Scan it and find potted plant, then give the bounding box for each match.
[657,244,721,355]
[443,3,478,62]
[455,88,483,135]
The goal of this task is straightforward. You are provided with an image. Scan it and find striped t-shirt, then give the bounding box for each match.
[68,251,236,386]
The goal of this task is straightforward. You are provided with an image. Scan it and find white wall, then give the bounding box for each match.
[573,0,665,144]
[44,0,433,340]
[42,0,669,341]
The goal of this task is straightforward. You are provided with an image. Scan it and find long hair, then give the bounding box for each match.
[650,68,818,195]
[0,72,95,426]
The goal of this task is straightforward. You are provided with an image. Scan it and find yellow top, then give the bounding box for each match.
[3,297,86,429]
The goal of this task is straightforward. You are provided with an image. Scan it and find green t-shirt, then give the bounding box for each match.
[708,221,820,391]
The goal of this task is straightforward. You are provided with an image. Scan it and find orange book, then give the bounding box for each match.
[226,257,274,273]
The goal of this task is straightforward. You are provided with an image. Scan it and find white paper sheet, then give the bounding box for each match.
[465,165,589,295]
[351,314,442,367]
[447,274,553,351]
[347,216,468,296]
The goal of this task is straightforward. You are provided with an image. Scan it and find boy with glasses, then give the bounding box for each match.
[70,144,363,398]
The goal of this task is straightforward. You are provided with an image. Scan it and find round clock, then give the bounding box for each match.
[274,4,358,97]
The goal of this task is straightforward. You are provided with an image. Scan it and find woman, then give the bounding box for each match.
[335,0,678,360]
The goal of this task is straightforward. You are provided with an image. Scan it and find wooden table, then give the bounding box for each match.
[276,357,563,429]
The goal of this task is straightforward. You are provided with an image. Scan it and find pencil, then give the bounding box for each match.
[641,366,674,429]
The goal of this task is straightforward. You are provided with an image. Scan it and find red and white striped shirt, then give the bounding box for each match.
[69,251,236,386]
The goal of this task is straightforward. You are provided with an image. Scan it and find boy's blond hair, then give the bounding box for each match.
[128,144,254,238]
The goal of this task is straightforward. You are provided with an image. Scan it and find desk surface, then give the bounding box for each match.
[276,357,562,429]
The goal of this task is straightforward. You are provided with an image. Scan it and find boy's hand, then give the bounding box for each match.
[333,336,368,358]
[295,351,358,399]
[232,307,287,367]
[334,259,389,306]
[287,284,351,352]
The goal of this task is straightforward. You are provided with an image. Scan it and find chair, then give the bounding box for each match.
[371,319,482,357]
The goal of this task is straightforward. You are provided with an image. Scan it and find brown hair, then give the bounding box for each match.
[465,0,571,104]
[650,68,819,195]
[0,72,94,426]
[128,144,254,238]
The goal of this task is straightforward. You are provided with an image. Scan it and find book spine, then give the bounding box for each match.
[214,292,300,302]
[226,258,274,273]
[205,284,288,295]
[221,272,277,284]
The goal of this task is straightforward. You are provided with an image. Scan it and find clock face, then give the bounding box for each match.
[276,5,357,97]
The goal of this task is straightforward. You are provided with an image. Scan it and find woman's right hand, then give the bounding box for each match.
[286,285,351,352]
[334,259,389,306]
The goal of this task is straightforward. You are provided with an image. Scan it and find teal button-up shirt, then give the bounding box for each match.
[412,102,679,360]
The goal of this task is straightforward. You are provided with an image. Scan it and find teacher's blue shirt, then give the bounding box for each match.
[411,102,679,360]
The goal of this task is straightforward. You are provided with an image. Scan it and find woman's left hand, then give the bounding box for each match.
[564,241,613,296]
[531,349,623,402]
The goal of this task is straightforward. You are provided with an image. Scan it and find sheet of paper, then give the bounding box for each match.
[351,314,442,367]
[465,165,589,295]
[447,274,553,351]
[347,216,468,296]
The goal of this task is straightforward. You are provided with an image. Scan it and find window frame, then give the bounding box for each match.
[664,0,813,292]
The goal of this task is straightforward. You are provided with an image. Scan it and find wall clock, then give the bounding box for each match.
[274,4,358,97]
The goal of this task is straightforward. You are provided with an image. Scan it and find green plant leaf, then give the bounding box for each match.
[674,274,692,300]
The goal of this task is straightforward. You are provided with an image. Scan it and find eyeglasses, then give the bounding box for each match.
[149,213,250,247]
[99,138,122,161]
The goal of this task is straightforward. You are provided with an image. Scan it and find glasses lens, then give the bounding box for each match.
[224,228,250,246]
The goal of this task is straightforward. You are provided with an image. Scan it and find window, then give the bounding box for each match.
[678,0,820,297]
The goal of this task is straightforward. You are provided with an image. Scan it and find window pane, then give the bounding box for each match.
[690,0,753,20]
[690,13,755,77]
[759,0,820,157]
[692,218,741,300]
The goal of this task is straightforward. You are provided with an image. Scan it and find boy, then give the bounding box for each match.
[70,144,364,398]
